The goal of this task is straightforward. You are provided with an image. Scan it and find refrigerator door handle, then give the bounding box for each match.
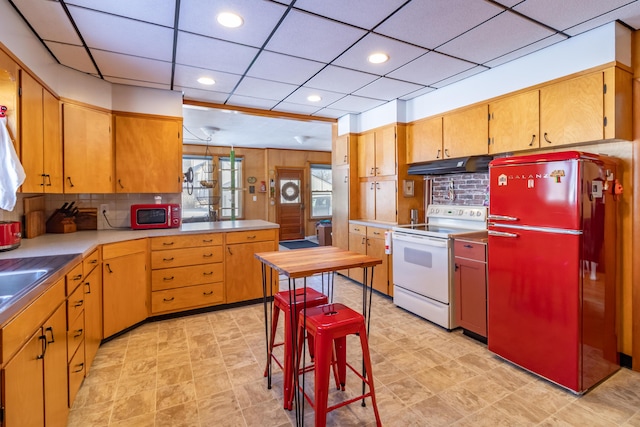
[488,214,519,221]
[488,230,519,238]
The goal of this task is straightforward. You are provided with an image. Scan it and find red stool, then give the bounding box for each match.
[296,303,381,427]
[264,288,328,410]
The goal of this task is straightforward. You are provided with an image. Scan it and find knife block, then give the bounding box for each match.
[46,211,77,234]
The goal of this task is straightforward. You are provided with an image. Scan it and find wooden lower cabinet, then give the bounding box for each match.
[150,233,225,314]
[454,239,488,338]
[1,283,68,427]
[83,263,103,374]
[225,229,278,304]
[103,239,148,338]
[348,223,391,295]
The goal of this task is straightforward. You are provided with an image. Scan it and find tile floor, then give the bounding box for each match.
[68,273,640,426]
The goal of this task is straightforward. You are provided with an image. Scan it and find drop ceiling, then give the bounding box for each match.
[8,0,640,152]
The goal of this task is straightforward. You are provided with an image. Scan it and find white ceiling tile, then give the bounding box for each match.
[45,42,97,75]
[375,0,503,49]
[225,95,280,110]
[353,78,424,101]
[398,86,436,101]
[68,6,174,61]
[246,51,325,85]
[305,66,378,94]
[387,51,476,86]
[292,0,408,29]
[104,77,171,91]
[92,50,172,84]
[179,0,287,48]
[332,33,429,75]
[313,108,351,119]
[493,0,523,7]
[66,0,177,27]
[514,0,632,32]
[174,64,242,93]
[176,32,259,74]
[233,76,297,100]
[283,87,345,108]
[12,0,81,44]
[272,102,321,116]
[431,66,487,88]
[483,33,566,68]
[327,95,387,113]
[438,12,557,64]
[563,2,640,36]
[265,10,367,62]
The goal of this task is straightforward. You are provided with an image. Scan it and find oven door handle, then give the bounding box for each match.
[392,233,448,247]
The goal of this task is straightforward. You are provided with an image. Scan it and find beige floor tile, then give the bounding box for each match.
[110,413,155,427]
[157,363,193,388]
[156,381,197,411]
[193,371,233,399]
[155,401,199,427]
[110,390,156,423]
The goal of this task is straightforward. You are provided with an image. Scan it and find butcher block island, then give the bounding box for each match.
[0,220,278,425]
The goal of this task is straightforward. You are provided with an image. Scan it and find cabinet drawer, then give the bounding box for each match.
[67,310,84,362]
[68,344,86,405]
[454,240,486,262]
[225,229,276,244]
[367,226,387,240]
[67,284,85,324]
[349,224,366,235]
[151,246,223,269]
[152,282,224,314]
[150,233,222,250]
[1,277,65,364]
[65,262,84,295]
[103,238,147,260]
[83,247,101,276]
[152,263,224,291]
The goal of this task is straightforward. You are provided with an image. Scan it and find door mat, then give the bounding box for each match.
[279,240,319,250]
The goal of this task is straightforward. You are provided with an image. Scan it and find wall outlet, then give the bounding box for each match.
[100,204,109,216]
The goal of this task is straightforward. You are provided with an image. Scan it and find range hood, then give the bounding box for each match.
[408,155,493,175]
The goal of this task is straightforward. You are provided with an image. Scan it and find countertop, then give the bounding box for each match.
[349,219,397,228]
[453,231,488,244]
[0,220,279,260]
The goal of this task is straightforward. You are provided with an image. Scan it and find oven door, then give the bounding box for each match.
[392,231,450,303]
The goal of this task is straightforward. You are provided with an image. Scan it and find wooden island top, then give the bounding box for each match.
[255,246,382,279]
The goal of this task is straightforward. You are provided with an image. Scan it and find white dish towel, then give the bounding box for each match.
[0,116,25,211]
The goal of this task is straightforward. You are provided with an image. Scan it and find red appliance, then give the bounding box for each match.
[487,151,619,394]
[130,204,181,230]
[0,221,22,251]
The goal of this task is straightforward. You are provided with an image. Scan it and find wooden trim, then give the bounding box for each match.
[633,78,640,371]
[111,110,182,121]
[182,100,337,123]
[60,98,111,114]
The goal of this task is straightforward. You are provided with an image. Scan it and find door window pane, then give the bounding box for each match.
[311,164,332,218]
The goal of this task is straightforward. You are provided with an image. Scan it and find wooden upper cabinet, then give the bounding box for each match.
[20,72,63,193]
[540,72,604,147]
[333,134,349,166]
[63,103,113,193]
[114,114,182,193]
[489,90,539,153]
[357,132,375,178]
[375,126,396,176]
[443,104,489,159]
[406,116,443,163]
[1,50,20,162]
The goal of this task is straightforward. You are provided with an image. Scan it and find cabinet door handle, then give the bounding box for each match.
[343,154,347,163]
[88,259,98,265]
[85,282,91,294]
[73,363,84,373]
[203,239,213,243]
[163,257,175,262]
[37,334,47,359]
[105,263,113,274]
[464,244,473,248]
[163,276,175,281]
[163,297,175,302]
[74,299,84,307]
[203,253,213,258]
[370,182,375,190]
[45,326,56,344]
[67,176,75,188]
[529,134,536,146]
[543,132,552,144]
[370,167,375,176]
[455,263,459,271]
[40,174,46,187]
[247,235,256,240]
[73,274,82,281]
[74,329,83,338]
[45,174,52,186]
[203,271,214,276]
[203,291,214,296]
[118,179,124,189]
[162,241,175,246]
[227,247,233,255]
[444,149,450,158]
[344,175,348,183]
[436,149,441,159]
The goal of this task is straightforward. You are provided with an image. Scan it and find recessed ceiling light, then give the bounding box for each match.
[368,52,389,64]
[307,95,322,102]
[197,77,215,85]
[217,12,243,28]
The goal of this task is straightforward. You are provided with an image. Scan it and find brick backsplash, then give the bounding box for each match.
[0,193,180,229]
[431,172,489,206]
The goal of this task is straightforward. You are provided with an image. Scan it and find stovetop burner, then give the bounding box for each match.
[393,204,488,238]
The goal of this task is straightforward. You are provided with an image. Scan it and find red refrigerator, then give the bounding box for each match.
[487,151,619,393]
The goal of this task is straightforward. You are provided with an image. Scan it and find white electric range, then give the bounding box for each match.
[392,204,487,329]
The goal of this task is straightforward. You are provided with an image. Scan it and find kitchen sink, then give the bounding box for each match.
[0,269,48,304]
